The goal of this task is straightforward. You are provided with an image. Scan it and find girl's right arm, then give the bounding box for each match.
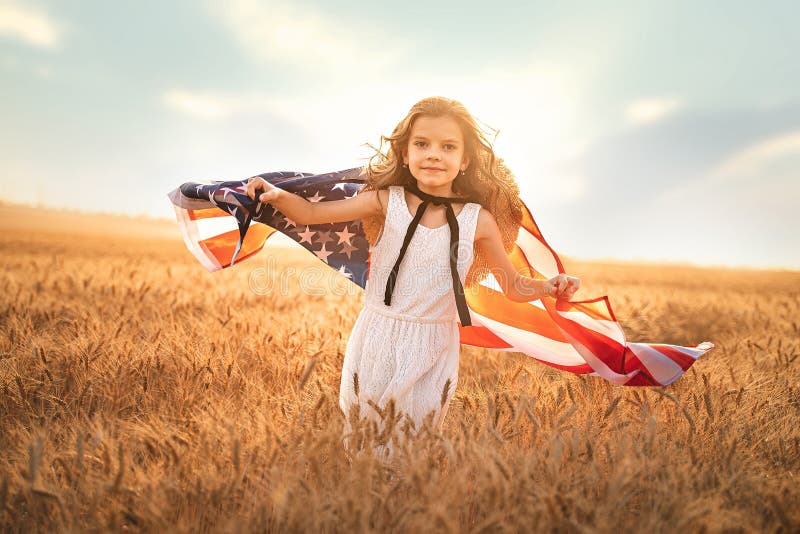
[244,177,387,225]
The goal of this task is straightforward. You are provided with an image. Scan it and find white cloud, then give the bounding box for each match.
[711,130,800,178]
[656,129,800,233]
[162,90,240,120]
[161,88,312,123]
[625,97,682,125]
[205,0,402,73]
[0,2,62,49]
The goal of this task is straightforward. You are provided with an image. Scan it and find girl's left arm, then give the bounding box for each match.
[474,209,580,302]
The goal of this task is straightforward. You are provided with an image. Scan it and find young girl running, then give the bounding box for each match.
[244,96,580,456]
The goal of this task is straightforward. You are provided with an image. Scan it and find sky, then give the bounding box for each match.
[1,0,798,269]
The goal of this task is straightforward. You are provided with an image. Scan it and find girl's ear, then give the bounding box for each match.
[462,155,470,170]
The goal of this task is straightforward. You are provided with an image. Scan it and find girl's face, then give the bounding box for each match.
[402,115,469,194]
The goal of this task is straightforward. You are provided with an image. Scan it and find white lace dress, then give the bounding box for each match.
[339,185,481,450]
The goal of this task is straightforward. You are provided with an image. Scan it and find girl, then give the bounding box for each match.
[244,96,580,458]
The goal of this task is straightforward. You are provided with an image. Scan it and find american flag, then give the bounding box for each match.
[167,168,713,386]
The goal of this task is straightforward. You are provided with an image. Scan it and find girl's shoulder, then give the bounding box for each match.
[380,185,407,208]
[375,187,393,218]
[473,206,496,243]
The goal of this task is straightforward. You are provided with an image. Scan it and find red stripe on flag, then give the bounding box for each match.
[466,285,569,342]
[622,369,659,386]
[199,225,276,267]
[188,207,234,221]
[619,349,663,385]
[645,344,698,370]
[458,325,514,348]
[550,304,627,373]
[555,296,618,322]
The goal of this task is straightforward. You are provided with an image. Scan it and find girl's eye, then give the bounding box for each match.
[413,140,457,150]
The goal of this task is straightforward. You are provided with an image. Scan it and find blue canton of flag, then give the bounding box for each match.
[169,168,371,288]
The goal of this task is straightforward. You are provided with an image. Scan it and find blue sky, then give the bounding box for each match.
[1,0,798,268]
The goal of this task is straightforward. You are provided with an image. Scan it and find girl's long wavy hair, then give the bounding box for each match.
[359,96,523,289]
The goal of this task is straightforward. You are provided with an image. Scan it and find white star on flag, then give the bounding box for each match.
[335,225,356,245]
[298,226,316,244]
[316,230,333,245]
[332,183,347,192]
[337,264,353,279]
[314,243,334,263]
[281,215,297,229]
[308,192,326,203]
[338,241,357,259]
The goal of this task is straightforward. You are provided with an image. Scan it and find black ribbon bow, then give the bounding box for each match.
[383,181,473,327]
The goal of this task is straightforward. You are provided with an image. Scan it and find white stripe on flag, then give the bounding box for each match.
[194,215,241,241]
[469,309,588,368]
[173,206,221,272]
[662,343,711,359]
[517,227,560,279]
[558,328,641,385]
[626,343,686,386]
[557,310,626,345]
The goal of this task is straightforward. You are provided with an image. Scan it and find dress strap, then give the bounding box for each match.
[462,202,482,242]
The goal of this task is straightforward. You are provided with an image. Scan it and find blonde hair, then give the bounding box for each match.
[359,96,523,288]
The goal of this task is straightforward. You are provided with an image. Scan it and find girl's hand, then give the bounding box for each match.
[544,274,581,300]
[245,177,282,204]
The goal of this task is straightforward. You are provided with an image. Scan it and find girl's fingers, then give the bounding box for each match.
[549,275,562,298]
[557,274,568,296]
[548,279,557,297]
[547,274,582,299]
[545,279,556,298]
[247,178,268,200]
[562,277,580,300]
[569,277,580,295]
[550,274,581,300]
[246,180,257,199]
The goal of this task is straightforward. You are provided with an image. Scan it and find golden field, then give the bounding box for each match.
[0,201,798,532]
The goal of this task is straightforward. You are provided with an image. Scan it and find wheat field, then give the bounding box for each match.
[0,202,798,532]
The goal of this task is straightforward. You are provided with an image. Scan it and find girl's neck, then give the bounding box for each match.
[412,180,462,199]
